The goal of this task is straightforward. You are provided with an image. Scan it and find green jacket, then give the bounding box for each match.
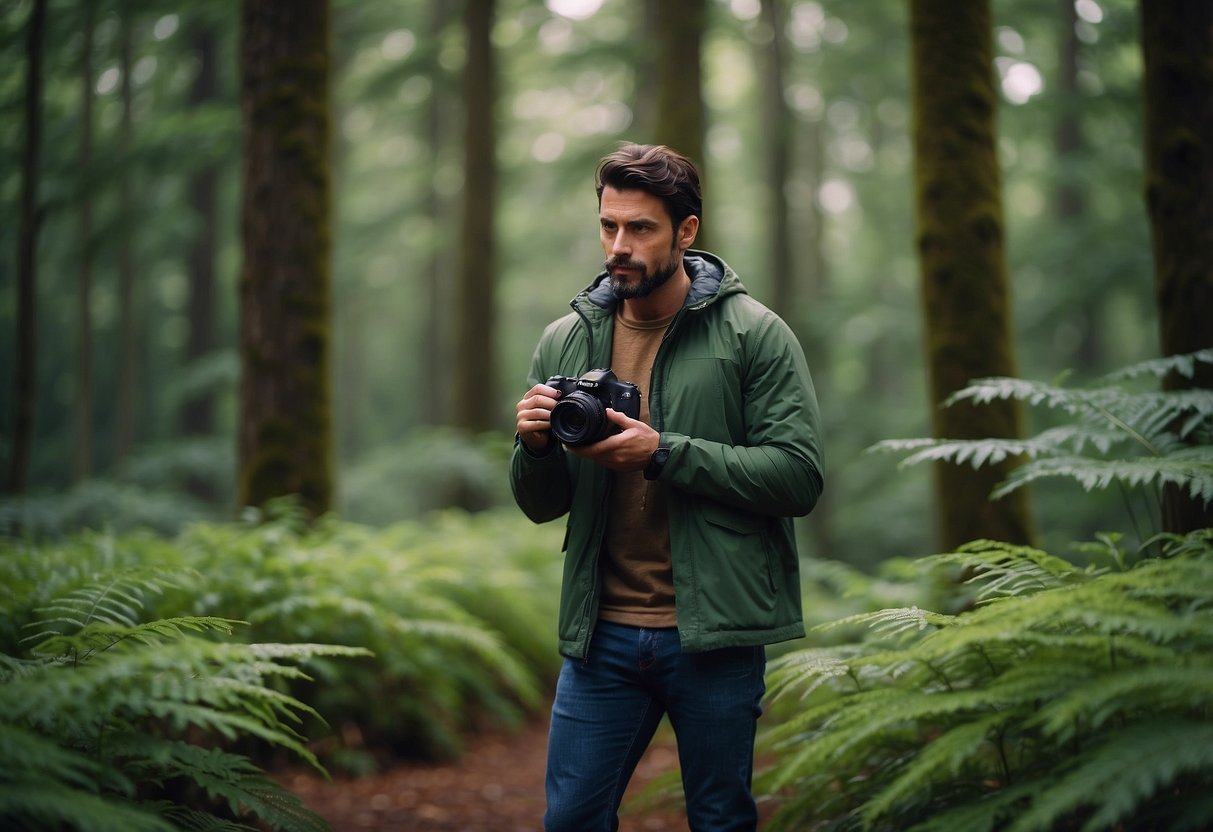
[510,251,824,658]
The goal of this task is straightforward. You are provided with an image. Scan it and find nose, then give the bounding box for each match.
[609,228,630,257]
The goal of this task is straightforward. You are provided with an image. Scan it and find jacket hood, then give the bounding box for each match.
[576,249,747,314]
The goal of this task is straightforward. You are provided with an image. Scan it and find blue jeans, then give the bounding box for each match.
[544,621,767,832]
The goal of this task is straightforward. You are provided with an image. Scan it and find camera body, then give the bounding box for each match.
[546,368,642,447]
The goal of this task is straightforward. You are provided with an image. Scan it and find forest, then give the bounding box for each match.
[1,0,1211,830]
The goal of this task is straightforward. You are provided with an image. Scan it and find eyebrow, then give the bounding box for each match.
[600,216,660,230]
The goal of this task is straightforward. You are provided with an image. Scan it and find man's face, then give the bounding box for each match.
[599,187,687,300]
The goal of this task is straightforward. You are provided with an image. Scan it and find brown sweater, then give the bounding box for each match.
[598,309,677,627]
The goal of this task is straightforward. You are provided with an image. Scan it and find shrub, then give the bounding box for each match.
[760,351,1213,830]
[0,565,368,832]
[2,503,565,771]
[760,533,1213,831]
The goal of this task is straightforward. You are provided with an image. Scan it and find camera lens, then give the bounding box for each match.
[550,391,606,446]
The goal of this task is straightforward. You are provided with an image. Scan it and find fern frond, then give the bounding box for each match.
[862,712,1010,825]
[765,647,855,702]
[28,616,244,659]
[903,783,1038,832]
[1007,719,1213,832]
[117,739,330,832]
[0,785,177,832]
[19,567,184,647]
[154,805,258,832]
[992,452,1213,503]
[761,533,1213,830]
[1032,665,1213,740]
[925,540,1086,599]
[1097,348,1213,383]
[249,593,539,707]
[813,606,957,639]
[0,723,116,792]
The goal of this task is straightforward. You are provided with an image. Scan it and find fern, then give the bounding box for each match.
[759,531,1213,831]
[0,570,369,832]
[872,350,1213,517]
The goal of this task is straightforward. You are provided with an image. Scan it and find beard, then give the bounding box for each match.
[605,244,681,300]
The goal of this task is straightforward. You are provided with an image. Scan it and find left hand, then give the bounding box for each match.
[564,408,660,472]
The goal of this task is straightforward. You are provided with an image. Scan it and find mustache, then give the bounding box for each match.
[605,256,645,271]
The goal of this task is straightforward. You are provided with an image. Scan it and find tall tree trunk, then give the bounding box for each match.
[181,19,219,500]
[7,0,47,496]
[652,0,706,168]
[422,0,452,426]
[908,0,1035,549]
[761,0,792,318]
[1140,0,1213,534]
[74,0,95,484]
[1056,0,1100,370]
[114,2,138,464]
[452,0,497,433]
[633,0,661,142]
[652,0,708,252]
[238,0,334,515]
[183,22,218,440]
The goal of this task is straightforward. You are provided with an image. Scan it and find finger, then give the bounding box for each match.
[604,407,639,427]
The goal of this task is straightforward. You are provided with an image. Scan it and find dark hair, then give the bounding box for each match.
[595,143,702,228]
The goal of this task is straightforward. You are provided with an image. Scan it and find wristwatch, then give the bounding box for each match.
[644,445,671,481]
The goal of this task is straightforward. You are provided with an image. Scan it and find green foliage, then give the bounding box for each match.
[171,502,563,763]
[338,428,515,525]
[2,503,565,770]
[758,351,1213,828]
[0,567,367,832]
[874,350,1213,542]
[759,532,1213,831]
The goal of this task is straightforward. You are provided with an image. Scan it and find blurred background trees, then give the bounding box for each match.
[1,0,1204,565]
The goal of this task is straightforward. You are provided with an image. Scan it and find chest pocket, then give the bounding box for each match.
[657,355,745,444]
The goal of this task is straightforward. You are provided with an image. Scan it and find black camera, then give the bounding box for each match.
[546,369,642,447]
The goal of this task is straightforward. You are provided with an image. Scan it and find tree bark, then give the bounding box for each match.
[652,0,708,252]
[7,0,47,496]
[1055,0,1102,370]
[1140,0,1213,533]
[74,0,95,484]
[114,1,138,464]
[180,18,220,501]
[452,0,498,433]
[238,0,334,515]
[653,0,706,169]
[422,0,453,427]
[761,0,792,318]
[183,21,218,441]
[908,0,1035,549]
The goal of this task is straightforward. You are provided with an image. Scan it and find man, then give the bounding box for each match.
[511,143,824,831]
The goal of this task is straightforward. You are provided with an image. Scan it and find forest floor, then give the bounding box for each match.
[281,712,696,831]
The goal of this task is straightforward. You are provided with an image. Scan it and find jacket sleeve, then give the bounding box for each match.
[659,314,824,517]
[508,337,575,524]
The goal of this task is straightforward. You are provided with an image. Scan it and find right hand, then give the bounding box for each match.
[516,383,561,453]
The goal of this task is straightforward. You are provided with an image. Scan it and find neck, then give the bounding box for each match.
[622,269,692,322]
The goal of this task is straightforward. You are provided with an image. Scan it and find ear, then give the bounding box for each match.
[677,215,699,251]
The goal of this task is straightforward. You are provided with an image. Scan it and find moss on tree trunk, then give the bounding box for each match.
[909,0,1034,549]
[1141,1,1213,534]
[237,0,333,516]
[453,0,498,433]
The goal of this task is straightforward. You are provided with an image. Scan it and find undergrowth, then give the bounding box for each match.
[758,351,1213,830]
[0,566,368,832]
[2,506,564,778]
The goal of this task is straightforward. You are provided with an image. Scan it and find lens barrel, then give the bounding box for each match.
[550,391,607,446]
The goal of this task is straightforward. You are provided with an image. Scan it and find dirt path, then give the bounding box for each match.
[282,715,691,831]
